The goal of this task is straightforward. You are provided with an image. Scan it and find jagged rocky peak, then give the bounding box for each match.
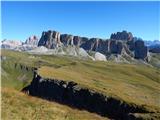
[25,35,39,46]
[110,30,133,41]
[37,29,150,61]
[127,39,149,61]
[38,30,127,55]
[38,30,61,49]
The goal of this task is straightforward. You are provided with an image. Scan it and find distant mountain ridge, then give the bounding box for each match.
[1,30,160,62]
[25,35,39,46]
[144,40,160,46]
[144,40,160,53]
[38,30,151,61]
[1,36,39,51]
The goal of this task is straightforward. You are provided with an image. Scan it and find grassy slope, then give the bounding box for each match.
[38,61,160,112]
[1,59,33,90]
[149,53,160,68]
[2,87,107,120]
[1,50,107,120]
[1,49,160,119]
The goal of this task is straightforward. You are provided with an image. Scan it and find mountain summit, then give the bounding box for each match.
[38,30,150,61]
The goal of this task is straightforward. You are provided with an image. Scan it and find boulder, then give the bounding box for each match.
[77,48,89,57]
[94,52,107,61]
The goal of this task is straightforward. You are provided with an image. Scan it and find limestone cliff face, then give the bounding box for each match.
[80,38,94,50]
[109,40,123,54]
[134,40,149,61]
[38,30,150,61]
[60,34,74,46]
[38,30,122,55]
[22,71,149,119]
[38,30,61,49]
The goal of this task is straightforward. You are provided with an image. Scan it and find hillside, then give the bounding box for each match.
[149,53,160,68]
[1,49,160,119]
[38,62,160,110]
[1,50,108,120]
[2,88,107,120]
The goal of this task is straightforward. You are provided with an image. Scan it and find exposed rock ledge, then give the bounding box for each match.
[22,71,150,120]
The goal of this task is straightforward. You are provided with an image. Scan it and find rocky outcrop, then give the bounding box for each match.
[14,63,36,72]
[38,30,61,49]
[80,38,95,50]
[109,40,123,54]
[73,36,82,46]
[126,39,150,61]
[80,38,110,55]
[60,34,74,46]
[127,39,135,51]
[22,71,149,119]
[37,30,150,61]
[92,39,109,54]
[37,30,129,55]
[38,30,123,55]
[134,40,149,61]
[110,31,133,41]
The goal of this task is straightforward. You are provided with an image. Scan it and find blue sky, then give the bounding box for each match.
[1,1,160,41]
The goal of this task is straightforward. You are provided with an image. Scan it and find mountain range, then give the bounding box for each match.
[1,30,160,62]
